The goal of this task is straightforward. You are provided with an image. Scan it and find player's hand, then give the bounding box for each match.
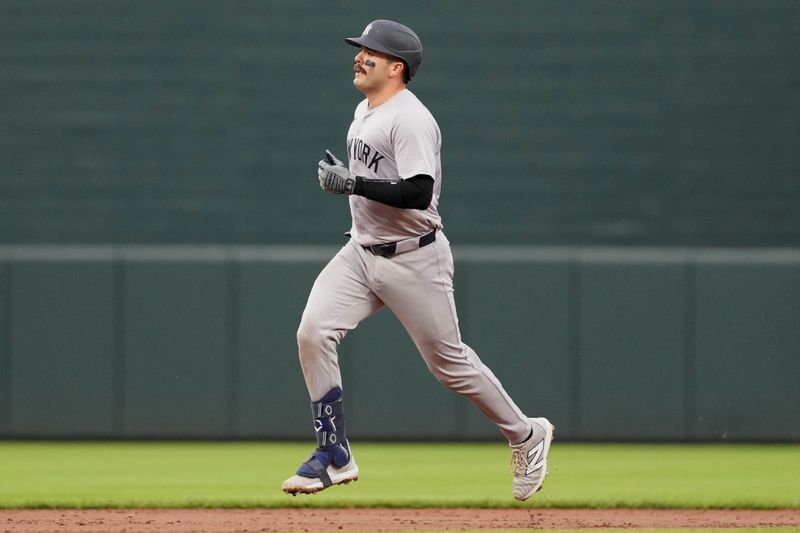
[318,149,355,194]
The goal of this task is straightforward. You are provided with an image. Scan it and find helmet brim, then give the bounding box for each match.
[345,36,396,58]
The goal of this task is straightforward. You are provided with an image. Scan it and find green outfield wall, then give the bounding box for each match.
[1,245,798,442]
[1,1,799,442]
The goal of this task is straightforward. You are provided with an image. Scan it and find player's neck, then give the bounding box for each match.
[365,83,406,109]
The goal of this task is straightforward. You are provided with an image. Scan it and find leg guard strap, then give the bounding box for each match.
[304,456,332,488]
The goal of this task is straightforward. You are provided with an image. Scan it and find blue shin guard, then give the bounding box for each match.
[296,387,351,486]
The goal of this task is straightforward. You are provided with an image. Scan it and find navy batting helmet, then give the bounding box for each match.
[345,20,423,80]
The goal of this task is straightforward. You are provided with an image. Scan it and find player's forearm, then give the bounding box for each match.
[352,174,433,210]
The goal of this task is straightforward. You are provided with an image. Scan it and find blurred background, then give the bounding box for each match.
[0,1,798,442]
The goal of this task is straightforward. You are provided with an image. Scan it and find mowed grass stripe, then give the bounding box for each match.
[0,442,797,508]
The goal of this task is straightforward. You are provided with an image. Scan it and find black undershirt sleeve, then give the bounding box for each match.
[352,174,434,210]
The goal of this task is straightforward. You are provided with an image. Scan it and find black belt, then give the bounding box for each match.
[364,229,437,258]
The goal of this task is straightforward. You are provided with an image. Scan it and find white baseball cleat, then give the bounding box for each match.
[281,453,359,495]
[510,417,555,501]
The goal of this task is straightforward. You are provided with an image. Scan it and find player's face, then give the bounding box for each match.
[353,47,401,92]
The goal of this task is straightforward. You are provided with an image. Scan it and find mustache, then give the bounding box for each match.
[353,60,376,73]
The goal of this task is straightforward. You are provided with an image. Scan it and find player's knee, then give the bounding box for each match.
[296,319,318,355]
[296,314,331,359]
[418,349,474,393]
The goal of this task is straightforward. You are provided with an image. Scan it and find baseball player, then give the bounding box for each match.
[281,20,553,501]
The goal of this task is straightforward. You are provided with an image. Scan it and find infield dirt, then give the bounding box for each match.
[3,508,800,532]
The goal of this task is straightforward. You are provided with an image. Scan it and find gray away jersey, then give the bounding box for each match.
[346,89,443,246]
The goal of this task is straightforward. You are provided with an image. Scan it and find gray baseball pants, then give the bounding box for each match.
[296,232,531,445]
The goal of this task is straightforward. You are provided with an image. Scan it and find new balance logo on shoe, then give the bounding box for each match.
[526,440,545,475]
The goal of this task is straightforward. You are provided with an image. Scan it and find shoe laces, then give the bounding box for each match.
[511,447,527,476]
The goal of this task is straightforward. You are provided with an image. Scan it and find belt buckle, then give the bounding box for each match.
[371,243,396,257]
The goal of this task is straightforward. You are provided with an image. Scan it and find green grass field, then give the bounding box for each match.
[0,441,798,509]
